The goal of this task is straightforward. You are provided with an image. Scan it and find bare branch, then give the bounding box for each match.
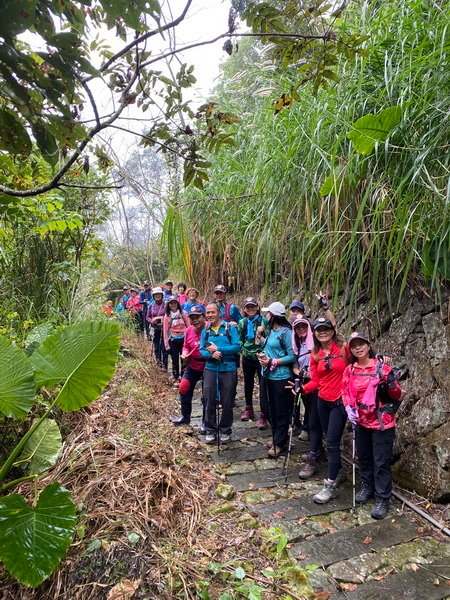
[58,181,124,190]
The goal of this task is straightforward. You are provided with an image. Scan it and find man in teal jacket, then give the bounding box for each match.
[200,302,241,444]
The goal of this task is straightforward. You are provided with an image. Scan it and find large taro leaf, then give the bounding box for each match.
[24,322,55,355]
[30,321,120,412]
[0,483,77,588]
[0,336,35,418]
[347,106,402,155]
[17,419,62,475]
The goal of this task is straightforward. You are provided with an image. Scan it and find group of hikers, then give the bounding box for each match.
[110,282,403,521]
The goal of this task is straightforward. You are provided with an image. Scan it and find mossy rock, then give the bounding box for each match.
[210,502,236,515]
[215,483,236,500]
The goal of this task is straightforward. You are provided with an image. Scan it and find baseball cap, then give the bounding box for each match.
[166,295,178,303]
[312,317,335,330]
[123,286,130,291]
[188,306,204,316]
[348,331,370,344]
[143,281,150,286]
[152,287,163,295]
[261,301,286,316]
[243,297,259,307]
[214,284,227,293]
[289,300,305,312]
[165,279,173,284]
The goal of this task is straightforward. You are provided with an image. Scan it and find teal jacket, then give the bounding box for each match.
[200,322,240,372]
[262,326,295,380]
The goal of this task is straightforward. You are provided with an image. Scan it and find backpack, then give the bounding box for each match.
[239,315,262,343]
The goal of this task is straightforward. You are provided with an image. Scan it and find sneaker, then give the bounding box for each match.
[299,455,318,480]
[240,406,255,421]
[171,416,190,426]
[266,439,274,448]
[257,414,268,430]
[371,498,390,520]
[355,485,374,504]
[335,469,347,487]
[298,430,309,442]
[198,422,207,435]
[205,434,217,444]
[267,445,283,458]
[301,444,326,463]
[220,433,231,444]
[313,479,338,504]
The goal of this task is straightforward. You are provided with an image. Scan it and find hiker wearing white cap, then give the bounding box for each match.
[257,302,295,458]
[147,287,168,370]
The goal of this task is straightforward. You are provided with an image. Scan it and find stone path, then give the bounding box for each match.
[189,389,450,599]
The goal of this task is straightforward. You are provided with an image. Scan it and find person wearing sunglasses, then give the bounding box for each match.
[300,315,350,503]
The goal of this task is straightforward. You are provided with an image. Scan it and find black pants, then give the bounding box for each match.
[317,398,347,481]
[307,391,321,453]
[179,366,203,420]
[203,369,237,435]
[169,337,184,379]
[242,356,261,408]
[356,425,395,500]
[260,377,292,448]
[299,388,314,432]
[141,306,150,337]
[153,328,168,369]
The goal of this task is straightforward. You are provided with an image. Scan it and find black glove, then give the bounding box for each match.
[318,294,329,310]
[387,370,396,389]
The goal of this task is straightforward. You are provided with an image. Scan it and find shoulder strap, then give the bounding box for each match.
[224,321,232,343]
[224,302,232,321]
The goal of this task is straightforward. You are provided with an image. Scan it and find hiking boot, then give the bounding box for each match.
[301,444,326,463]
[266,439,275,448]
[198,422,207,435]
[267,445,283,458]
[171,416,190,426]
[240,406,255,421]
[299,455,318,480]
[298,430,309,442]
[257,414,268,430]
[220,433,231,444]
[335,469,347,487]
[313,479,338,504]
[355,485,374,504]
[205,434,217,444]
[371,498,390,520]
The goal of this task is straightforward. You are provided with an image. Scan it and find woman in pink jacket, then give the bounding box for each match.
[342,331,402,520]
[163,296,189,384]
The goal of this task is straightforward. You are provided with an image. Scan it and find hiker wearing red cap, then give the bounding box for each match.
[257,302,295,458]
[238,298,269,426]
[342,332,402,519]
[171,306,207,425]
[300,305,350,504]
[163,296,189,384]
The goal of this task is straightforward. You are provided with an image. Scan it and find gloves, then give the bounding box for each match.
[317,293,329,311]
[387,370,396,389]
[345,406,359,424]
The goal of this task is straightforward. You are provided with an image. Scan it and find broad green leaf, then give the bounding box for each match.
[31,123,59,167]
[319,174,334,196]
[24,322,55,355]
[0,109,32,154]
[18,419,62,475]
[0,336,35,418]
[0,0,36,38]
[0,483,77,588]
[347,106,402,155]
[30,321,120,411]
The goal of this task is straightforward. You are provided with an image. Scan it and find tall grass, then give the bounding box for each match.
[164,0,449,311]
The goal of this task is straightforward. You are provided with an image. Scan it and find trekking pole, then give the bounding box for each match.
[282,381,298,482]
[351,424,356,514]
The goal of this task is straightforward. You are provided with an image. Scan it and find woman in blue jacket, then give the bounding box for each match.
[200,302,241,445]
[257,302,295,458]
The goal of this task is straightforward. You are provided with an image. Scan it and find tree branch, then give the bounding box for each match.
[58,181,124,190]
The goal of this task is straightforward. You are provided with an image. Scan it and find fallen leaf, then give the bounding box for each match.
[339,583,358,591]
[372,575,386,581]
[410,563,419,572]
[107,579,140,600]
[297,517,307,525]
[316,592,331,600]
[432,578,440,586]
[416,526,425,533]
[362,536,373,544]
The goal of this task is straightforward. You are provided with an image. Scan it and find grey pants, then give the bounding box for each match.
[203,368,237,435]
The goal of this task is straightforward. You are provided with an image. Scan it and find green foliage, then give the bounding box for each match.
[0,320,119,587]
[0,483,77,588]
[165,0,450,309]
[0,336,35,418]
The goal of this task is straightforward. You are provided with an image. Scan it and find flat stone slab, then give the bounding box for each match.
[291,515,418,567]
[250,487,353,522]
[228,463,328,491]
[210,445,272,463]
[231,426,272,440]
[329,558,450,600]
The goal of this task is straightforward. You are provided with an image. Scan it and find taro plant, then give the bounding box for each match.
[0,320,120,587]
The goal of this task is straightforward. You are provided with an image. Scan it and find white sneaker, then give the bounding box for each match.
[205,434,216,444]
[313,479,338,504]
[298,430,309,441]
[220,433,231,444]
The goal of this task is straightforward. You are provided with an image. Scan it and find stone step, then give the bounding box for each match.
[328,557,450,600]
[209,444,278,464]
[290,515,418,568]
[250,486,353,522]
[228,462,328,491]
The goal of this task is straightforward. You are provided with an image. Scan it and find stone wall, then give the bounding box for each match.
[344,291,449,502]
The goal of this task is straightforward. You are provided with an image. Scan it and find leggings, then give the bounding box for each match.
[317,397,347,481]
[242,356,262,408]
[260,377,292,448]
[153,328,168,369]
[169,337,184,379]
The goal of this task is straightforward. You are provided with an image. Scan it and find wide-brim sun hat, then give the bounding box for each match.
[261,301,286,316]
[312,316,335,330]
[152,286,163,295]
